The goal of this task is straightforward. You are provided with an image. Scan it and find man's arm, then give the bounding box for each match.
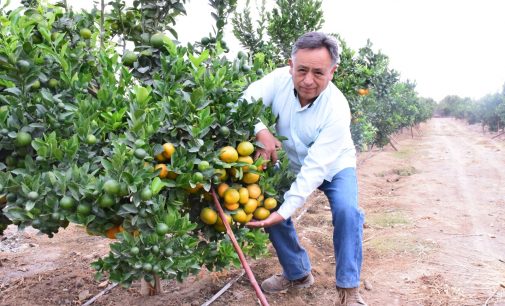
[242,68,284,163]
[247,110,351,227]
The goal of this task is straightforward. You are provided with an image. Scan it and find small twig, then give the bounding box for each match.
[439,232,483,237]
[357,150,378,167]
[363,233,377,244]
[295,206,310,222]
[201,270,245,306]
[492,131,505,139]
[484,287,500,305]
[82,283,118,306]
[388,139,398,151]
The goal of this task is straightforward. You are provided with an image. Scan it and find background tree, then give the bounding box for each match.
[233,0,324,65]
[231,0,269,56]
[267,0,324,61]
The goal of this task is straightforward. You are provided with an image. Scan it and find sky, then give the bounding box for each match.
[4,0,505,102]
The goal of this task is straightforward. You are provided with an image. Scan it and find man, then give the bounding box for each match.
[243,32,367,306]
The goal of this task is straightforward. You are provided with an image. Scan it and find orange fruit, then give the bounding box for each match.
[246,213,254,222]
[232,208,248,224]
[79,28,92,39]
[214,223,226,232]
[155,153,166,162]
[228,167,238,180]
[237,156,253,171]
[215,213,232,226]
[217,183,229,197]
[187,183,203,194]
[224,202,239,211]
[155,164,168,178]
[203,192,213,201]
[253,207,270,220]
[150,33,168,48]
[243,198,258,214]
[246,184,261,199]
[15,131,32,147]
[167,170,178,180]
[236,141,254,156]
[214,169,228,182]
[238,187,249,204]
[357,88,369,96]
[264,197,277,210]
[223,188,240,204]
[200,207,218,225]
[105,225,122,239]
[162,143,175,159]
[242,172,260,184]
[219,146,238,163]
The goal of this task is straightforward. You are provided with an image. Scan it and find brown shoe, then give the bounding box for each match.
[336,287,368,306]
[261,273,314,293]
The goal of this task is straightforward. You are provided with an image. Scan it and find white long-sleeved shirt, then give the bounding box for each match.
[243,66,356,219]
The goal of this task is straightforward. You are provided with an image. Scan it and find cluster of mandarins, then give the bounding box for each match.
[152,143,177,180]
[200,141,278,232]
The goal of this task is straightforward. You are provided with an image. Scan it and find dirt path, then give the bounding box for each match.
[360,118,505,305]
[1,117,504,306]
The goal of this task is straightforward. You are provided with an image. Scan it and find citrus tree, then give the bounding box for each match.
[232,0,324,66]
[336,39,435,148]
[436,92,505,132]
[0,1,295,293]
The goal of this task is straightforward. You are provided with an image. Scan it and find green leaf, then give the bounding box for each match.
[188,50,209,68]
[120,204,138,214]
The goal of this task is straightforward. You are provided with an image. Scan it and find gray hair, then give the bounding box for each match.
[291,32,339,66]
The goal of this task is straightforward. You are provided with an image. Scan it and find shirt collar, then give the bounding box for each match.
[293,89,317,109]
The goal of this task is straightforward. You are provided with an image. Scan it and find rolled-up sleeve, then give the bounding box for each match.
[242,69,283,134]
[277,112,351,219]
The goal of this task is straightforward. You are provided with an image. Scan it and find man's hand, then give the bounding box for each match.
[246,212,285,228]
[255,129,282,164]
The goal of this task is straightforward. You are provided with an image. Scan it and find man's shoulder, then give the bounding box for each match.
[325,82,349,104]
[263,66,293,93]
[269,66,291,78]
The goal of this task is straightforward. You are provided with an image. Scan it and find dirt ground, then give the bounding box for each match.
[1,117,504,306]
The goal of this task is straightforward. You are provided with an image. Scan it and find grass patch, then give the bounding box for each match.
[393,148,413,159]
[393,166,416,176]
[367,235,438,255]
[374,166,416,177]
[374,170,388,177]
[366,210,409,228]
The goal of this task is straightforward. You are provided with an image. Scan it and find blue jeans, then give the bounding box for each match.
[265,167,364,288]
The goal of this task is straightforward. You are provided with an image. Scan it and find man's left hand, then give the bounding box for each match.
[246,212,285,228]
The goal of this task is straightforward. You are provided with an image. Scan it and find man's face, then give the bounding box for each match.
[289,47,337,106]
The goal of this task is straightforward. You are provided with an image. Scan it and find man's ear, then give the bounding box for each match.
[331,64,338,74]
[288,58,294,75]
[328,64,338,80]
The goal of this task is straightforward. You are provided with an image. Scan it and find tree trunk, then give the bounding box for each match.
[388,139,398,151]
[140,274,162,296]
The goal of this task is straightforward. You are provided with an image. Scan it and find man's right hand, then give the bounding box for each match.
[255,129,282,164]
